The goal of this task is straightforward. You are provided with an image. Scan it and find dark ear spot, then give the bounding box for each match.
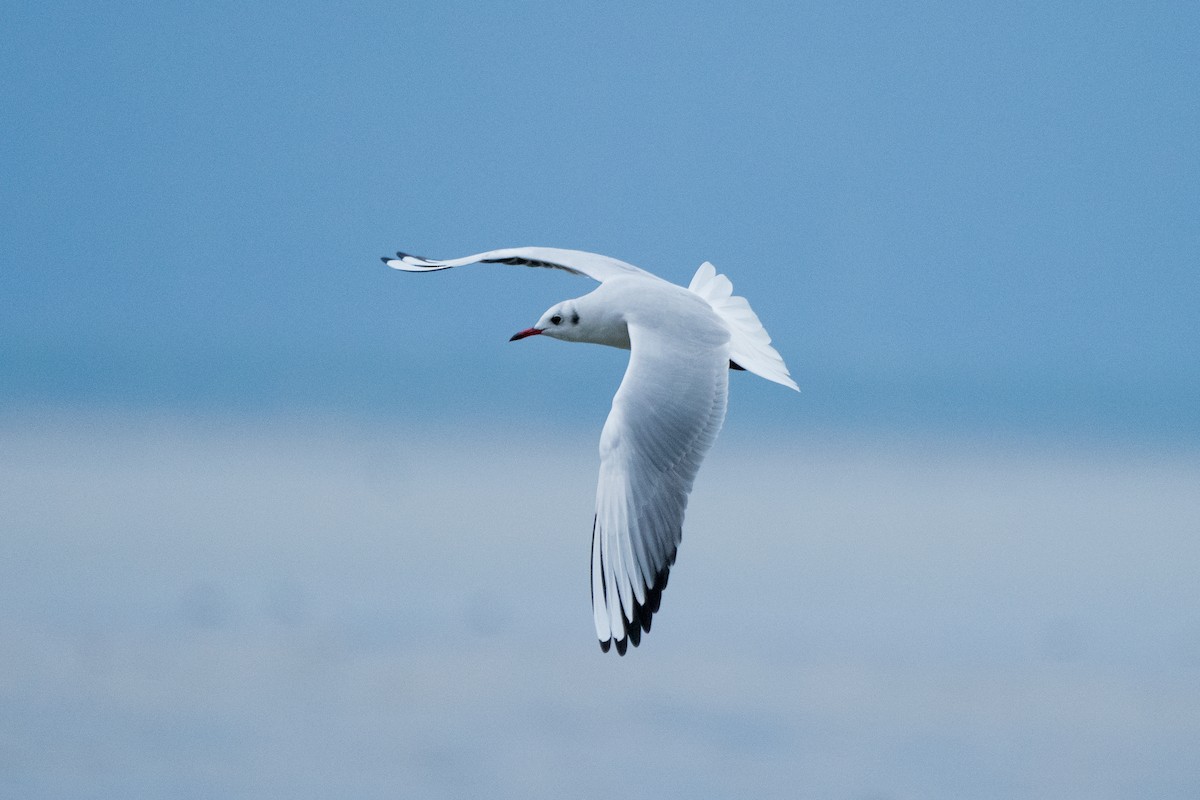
[571,312,580,325]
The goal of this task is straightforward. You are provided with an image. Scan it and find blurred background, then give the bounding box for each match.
[2,2,1198,798]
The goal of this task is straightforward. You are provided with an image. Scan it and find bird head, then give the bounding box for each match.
[510,300,584,342]
[510,289,631,350]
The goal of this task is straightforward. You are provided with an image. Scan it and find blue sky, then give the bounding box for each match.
[4,1,1198,441]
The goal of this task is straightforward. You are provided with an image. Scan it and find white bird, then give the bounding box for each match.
[382,247,798,654]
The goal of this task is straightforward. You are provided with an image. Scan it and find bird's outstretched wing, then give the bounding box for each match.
[383,246,657,284]
[591,306,731,654]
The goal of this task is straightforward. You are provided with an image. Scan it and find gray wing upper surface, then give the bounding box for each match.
[384,246,658,284]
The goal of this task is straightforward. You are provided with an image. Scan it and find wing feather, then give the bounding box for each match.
[382,246,657,284]
[591,305,730,654]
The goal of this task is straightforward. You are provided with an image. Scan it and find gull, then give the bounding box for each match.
[382,247,798,654]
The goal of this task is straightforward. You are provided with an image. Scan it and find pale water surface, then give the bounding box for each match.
[2,414,1197,799]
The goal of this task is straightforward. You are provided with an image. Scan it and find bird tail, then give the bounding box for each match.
[688,262,799,391]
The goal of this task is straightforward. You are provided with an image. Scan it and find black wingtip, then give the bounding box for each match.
[627,622,641,648]
[380,256,392,264]
[593,521,680,656]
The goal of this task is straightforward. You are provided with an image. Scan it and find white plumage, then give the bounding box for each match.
[383,247,798,654]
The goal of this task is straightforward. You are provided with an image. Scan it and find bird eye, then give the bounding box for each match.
[550,314,562,325]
